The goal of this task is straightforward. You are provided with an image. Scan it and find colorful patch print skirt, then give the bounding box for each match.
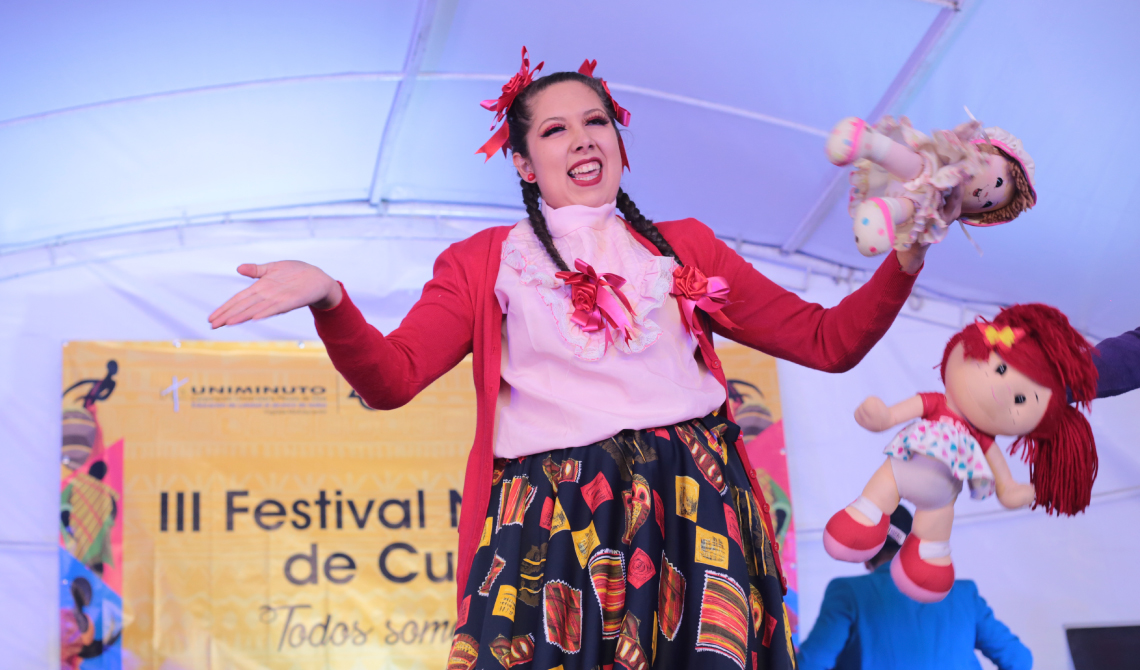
[448,413,796,670]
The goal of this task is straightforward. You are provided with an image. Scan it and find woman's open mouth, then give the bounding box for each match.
[568,159,602,186]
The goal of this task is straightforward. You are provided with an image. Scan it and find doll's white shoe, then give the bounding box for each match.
[852,198,897,257]
[826,117,870,166]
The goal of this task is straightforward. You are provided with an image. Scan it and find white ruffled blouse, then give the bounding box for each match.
[492,199,727,457]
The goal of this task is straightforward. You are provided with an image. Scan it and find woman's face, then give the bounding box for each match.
[512,81,622,209]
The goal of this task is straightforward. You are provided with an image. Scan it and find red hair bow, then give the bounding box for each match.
[476,46,544,161]
[578,58,631,171]
[555,259,636,349]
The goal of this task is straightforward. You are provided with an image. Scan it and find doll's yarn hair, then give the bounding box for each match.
[972,144,1036,225]
[939,304,1099,515]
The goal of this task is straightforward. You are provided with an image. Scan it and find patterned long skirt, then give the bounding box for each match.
[447,412,796,670]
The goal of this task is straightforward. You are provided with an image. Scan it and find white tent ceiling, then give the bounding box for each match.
[3,3,1140,668]
[3,0,1138,336]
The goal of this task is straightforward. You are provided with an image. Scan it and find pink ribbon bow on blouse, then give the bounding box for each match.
[555,259,636,348]
[670,265,738,336]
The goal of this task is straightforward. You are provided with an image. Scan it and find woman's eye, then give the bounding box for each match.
[586,116,609,126]
[1014,394,1026,404]
[996,363,1008,375]
[995,177,1004,188]
[540,125,565,137]
[983,201,993,208]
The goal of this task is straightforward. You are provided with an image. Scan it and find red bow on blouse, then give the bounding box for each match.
[556,259,636,348]
[476,46,544,161]
[577,58,631,171]
[671,265,738,337]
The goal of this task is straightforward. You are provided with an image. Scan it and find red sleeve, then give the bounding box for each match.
[667,219,919,372]
[976,432,997,453]
[918,392,944,420]
[309,243,475,410]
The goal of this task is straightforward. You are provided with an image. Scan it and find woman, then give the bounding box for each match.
[210,50,927,670]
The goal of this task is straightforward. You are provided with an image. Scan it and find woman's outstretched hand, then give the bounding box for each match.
[208,261,342,329]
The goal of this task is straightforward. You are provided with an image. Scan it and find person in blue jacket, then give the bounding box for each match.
[1091,327,1140,398]
[797,507,1031,670]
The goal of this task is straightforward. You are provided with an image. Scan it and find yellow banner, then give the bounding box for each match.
[63,340,473,669]
[59,339,795,668]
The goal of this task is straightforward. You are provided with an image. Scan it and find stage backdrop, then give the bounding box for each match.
[59,339,795,669]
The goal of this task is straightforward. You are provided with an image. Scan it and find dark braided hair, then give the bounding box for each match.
[506,71,682,269]
[616,187,680,264]
[520,178,569,271]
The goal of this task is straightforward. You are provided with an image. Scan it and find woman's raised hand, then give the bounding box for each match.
[895,242,929,275]
[208,261,343,329]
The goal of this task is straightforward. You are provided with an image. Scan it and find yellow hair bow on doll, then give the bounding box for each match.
[979,324,1024,350]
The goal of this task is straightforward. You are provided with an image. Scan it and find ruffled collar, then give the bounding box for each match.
[500,211,675,362]
[540,199,620,238]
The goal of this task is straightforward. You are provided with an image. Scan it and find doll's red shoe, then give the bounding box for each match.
[822,505,890,562]
[890,534,954,603]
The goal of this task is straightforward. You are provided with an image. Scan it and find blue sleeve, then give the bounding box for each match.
[1093,328,1140,398]
[970,583,1032,670]
[797,580,858,670]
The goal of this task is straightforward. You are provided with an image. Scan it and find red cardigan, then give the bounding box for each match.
[311,218,918,606]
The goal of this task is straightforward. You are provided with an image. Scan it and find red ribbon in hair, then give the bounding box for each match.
[577,58,632,171]
[476,46,544,161]
[671,265,738,337]
[555,259,636,348]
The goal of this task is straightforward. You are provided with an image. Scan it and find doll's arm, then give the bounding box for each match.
[984,447,1035,509]
[854,395,924,432]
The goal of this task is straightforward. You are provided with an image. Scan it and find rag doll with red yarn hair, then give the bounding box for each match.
[823,304,1098,603]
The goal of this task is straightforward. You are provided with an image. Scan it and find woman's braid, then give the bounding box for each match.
[617,188,683,266]
[520,180,570,272]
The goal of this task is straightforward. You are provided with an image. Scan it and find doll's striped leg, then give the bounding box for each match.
[826,117,923,179]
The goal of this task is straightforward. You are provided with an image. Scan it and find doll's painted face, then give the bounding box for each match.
[512,81,622,209]
[960,153,1014,214]
[943,342,1052,436]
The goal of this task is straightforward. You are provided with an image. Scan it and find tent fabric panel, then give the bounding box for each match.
[799,0,1140,337]
[0,78,399,246]
[0,545,58,667]
[0,0,417,122]
[384,78,838,247]
[430,0,938,132]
